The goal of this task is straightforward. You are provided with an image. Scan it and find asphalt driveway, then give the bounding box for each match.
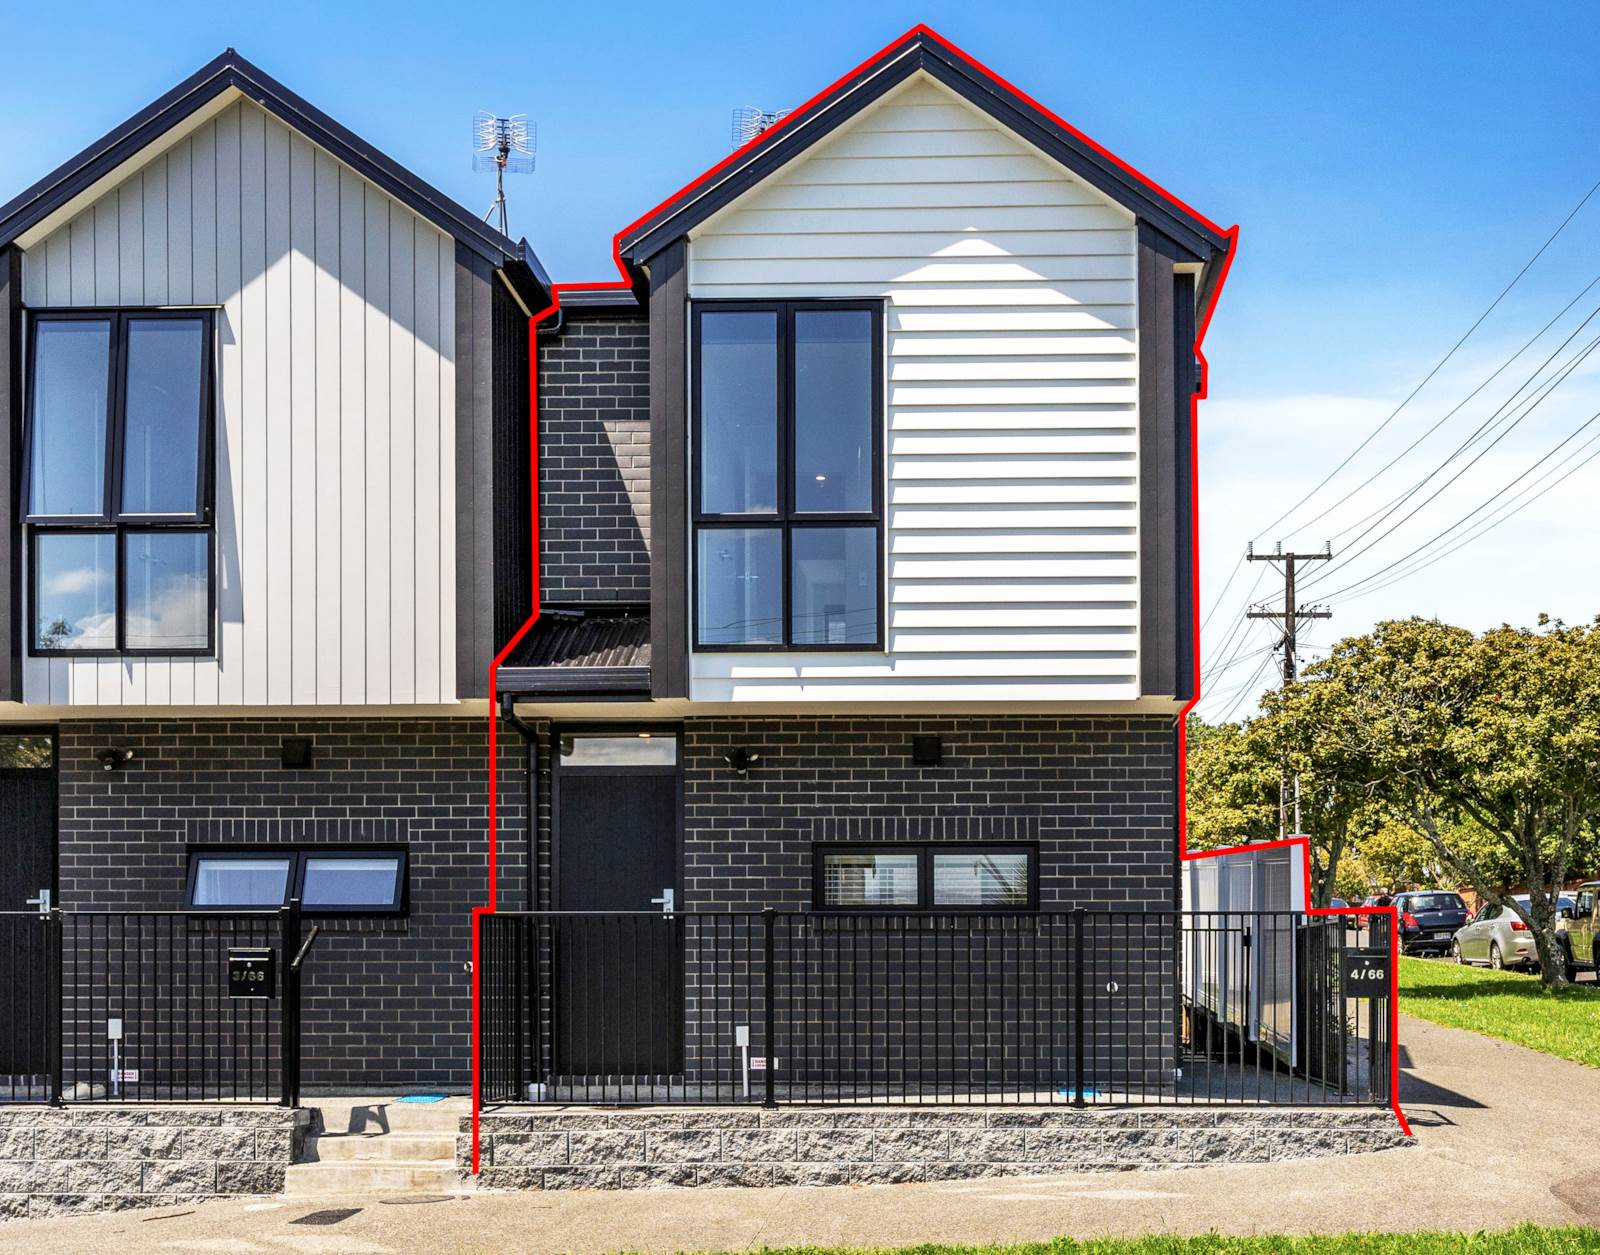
[4,1014,1599,1253]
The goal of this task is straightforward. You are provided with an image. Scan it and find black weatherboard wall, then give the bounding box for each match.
[456,247,535,686]
[55,717,527,1090]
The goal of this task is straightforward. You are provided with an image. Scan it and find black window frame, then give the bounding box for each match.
[183,847,410,917]
[812,843,1039,914]
[22,307,216,658]
[691,298,885,653]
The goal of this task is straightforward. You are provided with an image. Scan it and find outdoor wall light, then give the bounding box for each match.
[722,747,761,777]
[280,737,313,769]
[96,747,135,772]
[911,734,943,766]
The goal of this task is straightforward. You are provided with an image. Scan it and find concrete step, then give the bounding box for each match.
[301,1132,458,1163]
[309,1096,468,1137]
[283,1160,467,1196]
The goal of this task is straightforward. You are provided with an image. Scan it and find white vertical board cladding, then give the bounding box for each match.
[686,76,1141,703]
[18,101,458,707]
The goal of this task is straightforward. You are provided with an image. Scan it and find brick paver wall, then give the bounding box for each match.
[507,715,1181,1097]
[536,311,650,602]
[55,717,526,1090]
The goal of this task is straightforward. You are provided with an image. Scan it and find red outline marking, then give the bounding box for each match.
[471,24,1403,1171]
[1174,232,1407,1136]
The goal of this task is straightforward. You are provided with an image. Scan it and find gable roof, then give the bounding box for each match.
[0,49,550,310]
[618,26,1230,278]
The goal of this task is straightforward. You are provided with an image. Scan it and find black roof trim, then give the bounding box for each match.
[618,30,1229,267]
[556,287,643,313]
[497,666,652,698]
[0,48,550,302]
[500,239,554,313]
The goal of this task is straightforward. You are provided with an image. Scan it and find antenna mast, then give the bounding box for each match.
[731,106,789,150]
[473,112,534,235]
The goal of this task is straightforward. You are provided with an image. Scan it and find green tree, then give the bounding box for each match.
[1184,716,1277,850]
[1357,821,1443,893]
[1253,676,1388,906]
[1308,615,1600,986]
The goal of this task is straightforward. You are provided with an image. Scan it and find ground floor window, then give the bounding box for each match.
[813,844,1037,912]
[185,848,407,915]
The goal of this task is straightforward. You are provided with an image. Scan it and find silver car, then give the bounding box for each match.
[1452,900,1539,970]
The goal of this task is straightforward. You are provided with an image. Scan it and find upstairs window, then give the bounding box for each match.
[692,301,883,650]
[24,310,213,655]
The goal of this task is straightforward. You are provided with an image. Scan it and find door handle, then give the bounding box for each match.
[649,888,675,914]
[25,889,51,915]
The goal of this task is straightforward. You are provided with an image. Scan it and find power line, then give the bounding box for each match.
[1199,552,1246,635]
[1322,298,1600,550]
[1320,408,1600,604]
[1290,272,1600,543]
[1300,319,1600,595]
[1333,434,1600,605]
[1250,174,1600,543]
[1215,648,1281,724]
[1200,562,1271,686]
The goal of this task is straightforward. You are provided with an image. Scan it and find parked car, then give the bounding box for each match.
[1452,900,1545,971]
[1561,882,1600,977]
[1394,891,1468,956]
[1513,892,1576,912]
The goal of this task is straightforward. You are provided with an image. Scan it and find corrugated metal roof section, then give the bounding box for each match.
[506,607,651,670]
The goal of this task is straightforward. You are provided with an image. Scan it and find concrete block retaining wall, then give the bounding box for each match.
[464,1107,1412,1190]
[0,1107,307,1220]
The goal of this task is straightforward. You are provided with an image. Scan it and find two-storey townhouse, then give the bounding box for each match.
[486,27,1233,1101]
[0,52,543,1092]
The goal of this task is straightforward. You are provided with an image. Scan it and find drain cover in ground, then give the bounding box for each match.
[291,1208,363,1226]
[378,1195,457,1205]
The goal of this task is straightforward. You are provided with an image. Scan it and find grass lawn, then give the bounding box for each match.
[1398,955,1600,1066]
[737,1227,1600,1252]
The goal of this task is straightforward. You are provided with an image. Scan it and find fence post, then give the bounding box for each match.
[48,909,63,1107]
[1072,908,1086,1109]
[280,900,301,1109]
[762,908,777,1109]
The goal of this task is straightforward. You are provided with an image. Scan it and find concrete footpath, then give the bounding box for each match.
[4,1015,1599,1254]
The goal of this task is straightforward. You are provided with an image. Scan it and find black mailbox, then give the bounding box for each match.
[228,947,276,999]
[1341,949,1391,998]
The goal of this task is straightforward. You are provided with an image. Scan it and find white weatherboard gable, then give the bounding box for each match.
[687,74,1141,703]
[19,99,458,707]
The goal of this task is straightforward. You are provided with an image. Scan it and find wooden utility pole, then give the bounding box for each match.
[1246,543,1332,835]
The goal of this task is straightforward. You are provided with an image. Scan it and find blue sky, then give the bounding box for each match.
[5,1,1599,716]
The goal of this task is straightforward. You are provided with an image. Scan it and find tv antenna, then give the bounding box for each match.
[731,106,789,149]
[473,111,534,235]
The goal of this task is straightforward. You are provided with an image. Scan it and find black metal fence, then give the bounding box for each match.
[479,910,1393,1108]
[0,908,308,1105]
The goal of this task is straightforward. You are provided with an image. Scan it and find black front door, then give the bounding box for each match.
[0,730,58,1078]
[553,730,681,1076]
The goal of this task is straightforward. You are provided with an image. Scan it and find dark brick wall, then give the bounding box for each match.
[676,716,1178,912]
[55,717,527,1091]
[523,714,1177,914]
[508,715,1180,1095]
[536,312,650,602]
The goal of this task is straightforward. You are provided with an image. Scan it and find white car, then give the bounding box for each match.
[1452,901,1539,970]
